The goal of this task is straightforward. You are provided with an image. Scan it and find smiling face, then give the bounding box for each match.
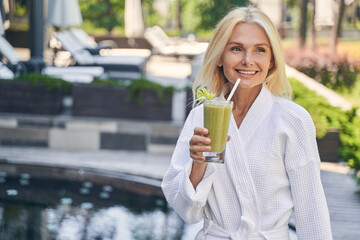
[218,22,274,90]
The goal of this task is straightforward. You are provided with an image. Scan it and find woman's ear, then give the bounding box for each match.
[216,56,223,67]
[269,58,274,69]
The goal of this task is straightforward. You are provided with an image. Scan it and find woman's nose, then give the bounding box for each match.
[241,51,254,66]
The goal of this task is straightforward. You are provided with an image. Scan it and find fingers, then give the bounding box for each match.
[189,129,231,161]
[191,127,210,146]
[190,145,211,160]
[189,127,211,161]
[192,134,211,145]
[194,127,208,136]
[190,152,206,161]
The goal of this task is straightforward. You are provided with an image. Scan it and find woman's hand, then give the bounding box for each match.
[189,127,211,162]
[189,127,210,188]
[189,127,231,162]
[189,127,231,189]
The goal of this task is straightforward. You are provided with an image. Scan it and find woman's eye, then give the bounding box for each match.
[231,47,242,52]
[256,48,266,53]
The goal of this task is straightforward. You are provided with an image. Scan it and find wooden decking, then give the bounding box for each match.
[320,163,360,239]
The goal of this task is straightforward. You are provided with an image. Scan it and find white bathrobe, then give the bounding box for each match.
[161,86,333,239]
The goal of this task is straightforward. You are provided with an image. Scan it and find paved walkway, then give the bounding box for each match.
[0,147,170,180]
[320,168,360,239]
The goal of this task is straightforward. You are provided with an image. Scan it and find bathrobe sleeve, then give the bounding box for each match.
[161,108,217,224]
[284,109,333,240]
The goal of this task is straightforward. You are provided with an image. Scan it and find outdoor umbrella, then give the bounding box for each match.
[47,0,83,29]
[125,0,144,38]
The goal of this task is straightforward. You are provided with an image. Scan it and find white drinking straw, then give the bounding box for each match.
[226,78,241,102]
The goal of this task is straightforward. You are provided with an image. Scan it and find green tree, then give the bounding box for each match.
[78,0,124,34]
[331,0,346,53]
[285,0,313,49]
[142,0,160,27]
[350,0,359,29]
[299,0,308,48]
[195,0,249,30]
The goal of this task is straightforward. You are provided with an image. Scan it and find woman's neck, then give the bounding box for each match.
[228,85,262,128]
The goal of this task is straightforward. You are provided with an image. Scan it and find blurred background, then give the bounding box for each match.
[0,0,359,239]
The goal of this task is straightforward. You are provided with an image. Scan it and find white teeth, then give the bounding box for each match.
[237,70,256,75]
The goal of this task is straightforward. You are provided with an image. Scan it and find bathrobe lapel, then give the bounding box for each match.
[225,86,274,238]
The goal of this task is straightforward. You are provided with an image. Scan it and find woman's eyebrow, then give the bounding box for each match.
[227,41,271,48]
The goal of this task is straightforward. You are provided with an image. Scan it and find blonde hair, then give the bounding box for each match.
[192,6,292,105]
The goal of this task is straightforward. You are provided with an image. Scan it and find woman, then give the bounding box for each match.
[161,6,332,240]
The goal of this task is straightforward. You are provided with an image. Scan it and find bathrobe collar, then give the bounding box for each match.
[223,85,274,237]
[219,85,274,140]
[233,85,274,140]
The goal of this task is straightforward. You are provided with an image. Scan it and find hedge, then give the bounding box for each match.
[290,78,360,183]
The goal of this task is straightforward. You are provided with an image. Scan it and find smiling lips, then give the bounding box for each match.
[236,69,258,75]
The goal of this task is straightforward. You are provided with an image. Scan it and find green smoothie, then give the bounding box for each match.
[204,100,233,153]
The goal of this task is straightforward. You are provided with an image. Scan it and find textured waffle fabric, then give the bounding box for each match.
[161,86,333,239]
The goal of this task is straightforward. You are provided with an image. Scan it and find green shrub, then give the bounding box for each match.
[339,109,360,183]
[290,78,345,138]
[91,78,127,87]
[290,78,360,183]
[285,50,360,93]
[92,77,175,106]
[9,72,72,95]
[127,77,175,106]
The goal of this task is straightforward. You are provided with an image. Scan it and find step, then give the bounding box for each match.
[0,113,183,153]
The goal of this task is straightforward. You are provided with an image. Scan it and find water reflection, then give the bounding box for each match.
[0,165,296,240]
[99,191,110,199]
[44,205,185,240]
[6,189,18,196]
[79,187,90,195]
[0,165,187,240]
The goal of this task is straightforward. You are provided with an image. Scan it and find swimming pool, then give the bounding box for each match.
[0,162,297,240]
[0,162,197,240]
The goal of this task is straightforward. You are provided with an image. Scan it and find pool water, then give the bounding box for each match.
[0,164,190,240]
[0,163,297,240]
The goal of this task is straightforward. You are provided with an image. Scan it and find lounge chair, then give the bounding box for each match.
[144,26,208,59]
[0,62,14,79]
[55,31,151,80]
[67,28,151,57]
[68,28,117,54]
[43,66,104,83]
[0,35,103,83]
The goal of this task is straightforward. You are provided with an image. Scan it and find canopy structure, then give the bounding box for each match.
[47,0,83,28]
[124,0,144,38]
